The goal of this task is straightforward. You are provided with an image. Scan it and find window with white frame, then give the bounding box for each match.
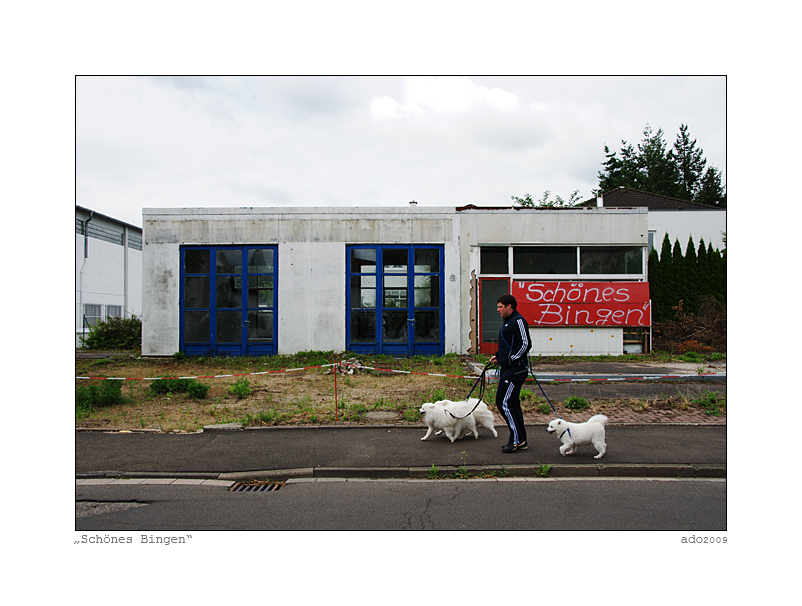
[84,304,102,327]
[106,305,123,319]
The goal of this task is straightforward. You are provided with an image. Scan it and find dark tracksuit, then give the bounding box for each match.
[494,309,531,446]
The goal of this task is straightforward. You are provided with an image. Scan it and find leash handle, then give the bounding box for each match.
[447,362,497,420]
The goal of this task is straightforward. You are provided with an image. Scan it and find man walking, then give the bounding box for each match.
[489,294,531,453]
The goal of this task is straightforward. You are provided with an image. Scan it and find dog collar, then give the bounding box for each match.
[560,427,572,439]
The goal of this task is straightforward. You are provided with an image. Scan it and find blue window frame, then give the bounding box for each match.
[346,245,444,356]
[180,246,277,356]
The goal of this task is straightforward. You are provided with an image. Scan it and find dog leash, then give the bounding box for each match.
[445,362,496,420]
[526,356,571,438]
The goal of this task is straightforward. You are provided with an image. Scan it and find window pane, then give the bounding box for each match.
[481,247,508,274]
[350,275,376,308]
[184,249,210,274]
[383,249,407,273]
[383,275,407,308]
[184,311,210,343]
[248,249,274,274]
[382,310,408,343]
[247,310,273,342]
[414,249,439,273]
[216,276,242,308]
[481,280,509,342]
[580,246,643,274]
[351,249,376,273]
[184,277,210,308]
[216,249,242,274]
[350,310,376,343]
[414,275,438,308]
[106,306,122,319]
[248,275,273,309]
[84,304,102,326]
[414,310,439,342]
[216,310,241,343]
[513,247,576,274]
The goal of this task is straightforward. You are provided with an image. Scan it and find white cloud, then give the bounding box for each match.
[76,76,726,226]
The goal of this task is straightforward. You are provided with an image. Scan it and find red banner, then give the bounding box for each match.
[512,281,651,327]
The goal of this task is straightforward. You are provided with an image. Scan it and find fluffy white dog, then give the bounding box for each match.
[546,414,608,459]
[419,398,499,442]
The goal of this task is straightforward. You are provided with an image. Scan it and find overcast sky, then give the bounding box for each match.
[76,75,726,227]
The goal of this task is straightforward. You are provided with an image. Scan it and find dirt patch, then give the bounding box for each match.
[76,355,726,432]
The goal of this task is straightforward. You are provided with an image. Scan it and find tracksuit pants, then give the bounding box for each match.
[496,365,528,445]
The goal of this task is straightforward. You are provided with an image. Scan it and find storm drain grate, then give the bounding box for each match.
[229,481,286,492]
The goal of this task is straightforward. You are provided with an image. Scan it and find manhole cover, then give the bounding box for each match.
[365,411,400,421]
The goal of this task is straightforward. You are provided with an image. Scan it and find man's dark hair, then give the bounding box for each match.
[497,294,517,309]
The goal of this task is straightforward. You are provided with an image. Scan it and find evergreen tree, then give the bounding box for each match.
[708,243,725,306]
[659,233,674,305]
[696,165,726,207]
[673,124,707,201]
[696,238,712,300]
[597,123,725,204]
[597,141,640,192]
[672,238,687,316]
[648,248,662,320]
[637,125,681,198]
[684,236,699,314]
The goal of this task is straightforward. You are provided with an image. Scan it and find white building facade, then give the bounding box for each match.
[141,205,650,358]
[76,206,143,346]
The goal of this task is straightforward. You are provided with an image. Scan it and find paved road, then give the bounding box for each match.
[75,476,726,531]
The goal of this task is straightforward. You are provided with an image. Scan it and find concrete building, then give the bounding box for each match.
[76,206,143,346]
[141,204,651,357]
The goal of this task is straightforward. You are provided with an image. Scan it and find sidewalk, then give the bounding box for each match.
[75,423,726,481]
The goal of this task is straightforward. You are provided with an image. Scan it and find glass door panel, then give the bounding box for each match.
[181,246,277,356]
[347,245,443,355]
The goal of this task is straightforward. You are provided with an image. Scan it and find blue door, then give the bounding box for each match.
[347,245,444,356]
[180,246,277,356]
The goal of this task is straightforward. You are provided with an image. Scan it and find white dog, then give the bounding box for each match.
[419,398,499,442]
[546,414,608,459]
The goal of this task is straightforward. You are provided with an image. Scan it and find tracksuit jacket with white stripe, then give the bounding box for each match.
[495,309,531,369]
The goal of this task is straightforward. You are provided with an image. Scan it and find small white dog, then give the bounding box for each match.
[419,398,498,442]
[546,414,608,459]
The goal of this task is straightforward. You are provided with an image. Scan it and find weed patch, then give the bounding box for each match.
[564,396,590,411]
[149,378,210,399]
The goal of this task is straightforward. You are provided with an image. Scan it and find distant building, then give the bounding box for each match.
[576,187,726,253]
[75,206,142,346]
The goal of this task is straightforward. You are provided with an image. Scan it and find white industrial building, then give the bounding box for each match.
[76,206,143,346]
[141,204,654,358]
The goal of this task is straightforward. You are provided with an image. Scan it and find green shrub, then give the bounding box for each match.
[80,316,142,350]
[229,378,251,399]
[564,396,590,410]
[149,378,209,399]
[76,380,125,414]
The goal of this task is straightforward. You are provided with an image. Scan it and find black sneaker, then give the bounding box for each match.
[502,442,527,453]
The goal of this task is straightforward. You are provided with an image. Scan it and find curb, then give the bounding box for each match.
[77,464,725,482]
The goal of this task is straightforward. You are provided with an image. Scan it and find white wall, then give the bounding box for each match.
[277,242,346,354]
[75,231,143,346]
[530,327,624,356]
[140,242,180,355]
[650,210,726,253]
